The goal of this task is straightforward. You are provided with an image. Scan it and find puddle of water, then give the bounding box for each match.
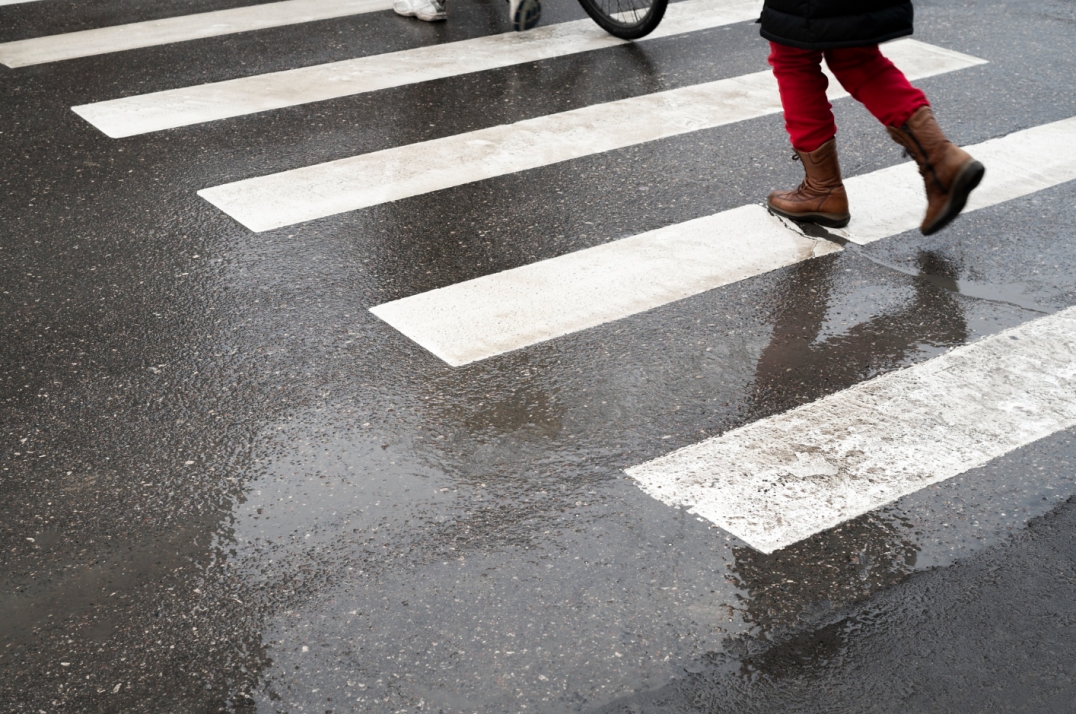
[784,215,1057,315]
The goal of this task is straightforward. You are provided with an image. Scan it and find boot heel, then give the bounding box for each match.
[767,203,850,229]
[922,160,985,236]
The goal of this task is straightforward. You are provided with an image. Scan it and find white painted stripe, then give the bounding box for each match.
[373,206,840,366]
[0,0,48,6]
[73,0,763,138]
[370,116,1076,366]
[628,306,1076,554]
[0,0,393,68]
[198,40,983,232]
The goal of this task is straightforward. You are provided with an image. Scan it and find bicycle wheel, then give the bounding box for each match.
[577,0,668,39]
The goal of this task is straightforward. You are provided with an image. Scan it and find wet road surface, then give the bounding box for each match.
[2,0,1076,711]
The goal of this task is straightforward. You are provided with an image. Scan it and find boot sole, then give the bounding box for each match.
[766,203,851,229]
[921,160,986,236]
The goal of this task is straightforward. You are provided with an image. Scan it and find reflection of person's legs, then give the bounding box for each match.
[750,258,835,414]
[766,43,850,228]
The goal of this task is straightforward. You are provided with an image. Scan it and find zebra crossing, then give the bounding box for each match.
[370,118,1076,366]
[6,0,1076,555]
[629,305,1076,553]
[73,0,763,137]
[0,0,394,67]
[196,39,982,231]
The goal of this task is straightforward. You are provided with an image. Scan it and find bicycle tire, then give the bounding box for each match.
[576,0,668,39]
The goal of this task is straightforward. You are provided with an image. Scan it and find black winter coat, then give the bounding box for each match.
[760,0,914,50]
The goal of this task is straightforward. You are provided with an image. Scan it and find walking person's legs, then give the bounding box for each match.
[824,45,984,235]
[766,40,985,235]
[394,0,542,28]
[766,42,851,228]
[393,0,447,22]
[509,0,542,31]
[822,46,928,128]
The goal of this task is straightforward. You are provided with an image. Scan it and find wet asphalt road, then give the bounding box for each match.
[3,0,1076,711]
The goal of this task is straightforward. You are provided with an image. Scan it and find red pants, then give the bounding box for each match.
[768,42,930,153]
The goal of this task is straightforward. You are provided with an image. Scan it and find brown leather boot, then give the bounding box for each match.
[767,139,850,228]
[886,106,985,236]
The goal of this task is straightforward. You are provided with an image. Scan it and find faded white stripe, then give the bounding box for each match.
[372,206,840,366]
[0,0,393,68]
[370,116,1076,366]
[198,40,983,231]
[627,306,1076,554]
[73,0,763,138]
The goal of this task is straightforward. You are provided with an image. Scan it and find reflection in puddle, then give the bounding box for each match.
[738,618,852,680]
[192,246,1067,712]
[748,250,968,418]
[718,250,966,635]
[230,424,448,549]
[728,513,917,632]
[688,247,1076,691]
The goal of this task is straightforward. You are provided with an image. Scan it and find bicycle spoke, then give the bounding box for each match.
[604,0,651,26]
[579,0,665,38]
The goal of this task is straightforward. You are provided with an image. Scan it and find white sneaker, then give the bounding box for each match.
[393,0,446,21]
[508,0,541,31]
